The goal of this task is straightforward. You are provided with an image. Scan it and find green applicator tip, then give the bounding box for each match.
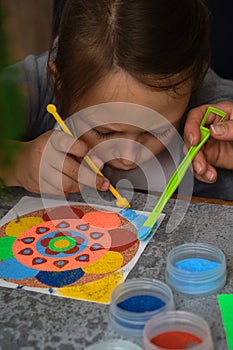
[138,223,158,240]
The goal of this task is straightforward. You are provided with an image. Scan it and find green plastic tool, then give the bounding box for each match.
[138,106,226,240]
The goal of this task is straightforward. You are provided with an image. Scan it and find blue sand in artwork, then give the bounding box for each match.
[174,258,220,272]
[119,208,138,221]
[119,209,147,229]
[36,268,85,287]
[117,295,165,312]
[0,258,38,279]
[119,209,158,240]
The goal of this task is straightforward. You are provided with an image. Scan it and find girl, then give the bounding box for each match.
[2,0,233,199]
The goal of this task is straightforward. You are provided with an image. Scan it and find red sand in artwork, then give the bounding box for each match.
[42,206,84,221]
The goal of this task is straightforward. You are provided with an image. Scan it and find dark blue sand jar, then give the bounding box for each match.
[109,278,175,337]
[166,242,226,296]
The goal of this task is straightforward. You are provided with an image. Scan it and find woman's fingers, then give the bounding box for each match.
[210,119,233,141]
[191,150,215,181]
[184,144,217,183]
[184,104,211,146]
[184,101,233,146]
[183,102,233,184]
[192,162,218,183]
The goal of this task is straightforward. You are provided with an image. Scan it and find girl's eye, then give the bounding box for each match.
[92,128,116,139]
[92,126,173,140]
[149,126,173,139]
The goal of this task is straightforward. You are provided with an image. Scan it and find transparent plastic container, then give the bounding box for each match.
[143,310,213,350]
[86,339,142,350]
[166,242,226,296]
[109,278,175,337]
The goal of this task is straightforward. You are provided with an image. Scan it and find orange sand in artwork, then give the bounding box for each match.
[82,211,121,229]
[12,219,111,271]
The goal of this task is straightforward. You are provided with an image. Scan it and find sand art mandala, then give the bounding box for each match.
[12,219,112,271]
[0,204,147,302]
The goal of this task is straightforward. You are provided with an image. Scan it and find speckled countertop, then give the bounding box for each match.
[0,187,232,350]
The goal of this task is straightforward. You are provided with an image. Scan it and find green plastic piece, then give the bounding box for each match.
[218,294,233,350]
[138,106,226,240]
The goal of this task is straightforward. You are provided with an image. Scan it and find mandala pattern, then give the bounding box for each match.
[0,204,145,302]
[12,219,111,271]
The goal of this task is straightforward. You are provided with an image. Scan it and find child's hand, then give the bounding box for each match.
[6,130,110,195]
[184,101,233,183]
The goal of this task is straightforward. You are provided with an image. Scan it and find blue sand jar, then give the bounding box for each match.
[166,242,226,296]
[109,278,175,337]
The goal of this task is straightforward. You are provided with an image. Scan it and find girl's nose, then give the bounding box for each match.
[117,158,136,166]
[114,139,139,164]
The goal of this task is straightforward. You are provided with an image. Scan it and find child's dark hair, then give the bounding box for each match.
[49,0,210,116]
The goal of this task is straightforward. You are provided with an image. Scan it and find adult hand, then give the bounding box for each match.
[184,101,233,183]
[5,130,109,195]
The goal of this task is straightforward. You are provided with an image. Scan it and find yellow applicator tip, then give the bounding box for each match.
[47,104,56,114]
[116,197,131,209]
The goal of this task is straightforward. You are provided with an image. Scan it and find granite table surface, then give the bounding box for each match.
[0,187,232,350]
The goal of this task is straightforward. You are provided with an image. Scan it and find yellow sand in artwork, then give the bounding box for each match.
[6,217,44,237]
[82,251,123,274]
[57,271,124,303]
[53,239,70,249]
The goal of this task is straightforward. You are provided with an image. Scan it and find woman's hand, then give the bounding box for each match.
[4,130,109,195]
[184,101,233,183]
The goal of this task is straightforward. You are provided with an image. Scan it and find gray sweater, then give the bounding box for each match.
[16,52,233,199]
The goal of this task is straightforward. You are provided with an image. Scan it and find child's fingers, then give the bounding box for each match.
[47,131,110,191]
[40,166,81,195]
[78,162,110,191]
[90,154,105,171]
[51,131,89,158]
[41,161,109,194]
[48,152,109,192]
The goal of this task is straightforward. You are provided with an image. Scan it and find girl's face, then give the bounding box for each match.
[69,71,191,171]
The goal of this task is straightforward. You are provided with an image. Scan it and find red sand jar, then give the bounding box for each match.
[143,311,213,350]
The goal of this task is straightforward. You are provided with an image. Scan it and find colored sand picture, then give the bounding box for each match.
[0,196,164,304]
